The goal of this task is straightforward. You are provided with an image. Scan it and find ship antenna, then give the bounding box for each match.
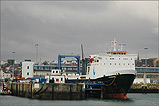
[111,38,117,51]
[119,44,126,51]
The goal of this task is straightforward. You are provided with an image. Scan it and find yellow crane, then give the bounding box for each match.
[153,58,159,67]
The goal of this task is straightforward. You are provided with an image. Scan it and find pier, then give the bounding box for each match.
[6,82,85,100]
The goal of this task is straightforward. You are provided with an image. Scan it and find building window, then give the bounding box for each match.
[27,66,29,69]
[56,71,58,73]
[53,71,54,73]
[87,67,90,74]
[110,63,112,65]
[115,63,116,65]
[61,78,63,81]
[27,72,29,75]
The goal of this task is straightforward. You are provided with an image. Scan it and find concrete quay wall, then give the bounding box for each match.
[7,82,85,100]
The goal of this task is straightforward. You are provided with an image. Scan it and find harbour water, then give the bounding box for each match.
[0,93,159,106]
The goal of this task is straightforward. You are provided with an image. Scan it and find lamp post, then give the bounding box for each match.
[144,47,148,67]
[144,47,148,85]
[35,44,39,63]
[12,52,15,79]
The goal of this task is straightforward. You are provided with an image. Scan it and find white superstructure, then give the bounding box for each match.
[86,39,137,79]
[45,69,65,83]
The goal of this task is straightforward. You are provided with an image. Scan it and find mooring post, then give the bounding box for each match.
[70,84,72,100]
[101,85,104,100]
[11,83,12,93]
[103,86,105,99]
[30,83,32,99]
[22,83,24,97]
[80,84,83,100]
[52,84,54,100]
[16,83,18,96]
[18,83,20,96]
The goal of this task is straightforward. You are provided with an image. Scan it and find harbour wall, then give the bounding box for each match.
[7,82,85,100]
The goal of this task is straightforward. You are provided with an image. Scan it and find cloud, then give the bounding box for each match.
[1,1,158,62]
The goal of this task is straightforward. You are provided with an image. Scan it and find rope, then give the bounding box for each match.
[103,74,118,86]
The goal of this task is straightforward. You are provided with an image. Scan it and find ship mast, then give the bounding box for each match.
[111,38,117,51]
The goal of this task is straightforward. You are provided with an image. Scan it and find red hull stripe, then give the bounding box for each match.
[106,93,128,99]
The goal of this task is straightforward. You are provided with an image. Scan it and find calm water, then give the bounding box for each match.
[0,93,159,106]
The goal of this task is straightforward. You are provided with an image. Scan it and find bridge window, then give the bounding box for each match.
[123,58,128,60]
[27,72,29,75]
[110,58,114,60]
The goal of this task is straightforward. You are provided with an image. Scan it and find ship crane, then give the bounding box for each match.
[81,44,84,60]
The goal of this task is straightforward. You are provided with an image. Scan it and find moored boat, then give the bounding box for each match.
[65,39,137,99]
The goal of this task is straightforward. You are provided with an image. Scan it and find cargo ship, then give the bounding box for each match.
[64,39,137,99]
[45,39,137,99]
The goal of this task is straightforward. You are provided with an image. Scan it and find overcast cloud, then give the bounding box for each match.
[1,1,158,62]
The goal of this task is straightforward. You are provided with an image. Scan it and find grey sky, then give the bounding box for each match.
[1,1,158,62]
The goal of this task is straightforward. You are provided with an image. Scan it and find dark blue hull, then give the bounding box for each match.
[65,74,136,99]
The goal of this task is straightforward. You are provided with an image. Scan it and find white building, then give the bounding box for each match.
[0,70,12,79]
[45,69,65,83]
[22,60,34,78]
[133,78,150,84]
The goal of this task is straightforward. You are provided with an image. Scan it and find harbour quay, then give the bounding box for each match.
[6,82,85,100]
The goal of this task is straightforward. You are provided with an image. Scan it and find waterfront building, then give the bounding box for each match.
[135,58,159,67]
[0,69,12,79]
[22,60,34,78]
